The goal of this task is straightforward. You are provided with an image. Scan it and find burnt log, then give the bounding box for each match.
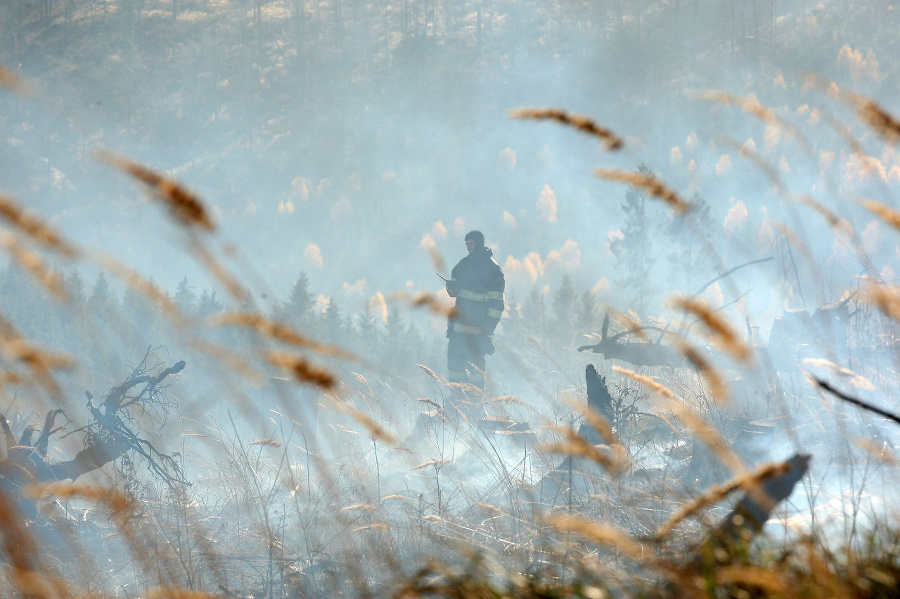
[0,352,190,520]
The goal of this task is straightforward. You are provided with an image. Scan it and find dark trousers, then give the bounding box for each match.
[447,332,486,389]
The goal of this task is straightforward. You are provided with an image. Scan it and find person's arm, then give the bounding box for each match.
[446,265,459,297]
[485,267,505,333]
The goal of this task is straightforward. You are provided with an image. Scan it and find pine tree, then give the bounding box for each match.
[322,297,345,344]
[609,164,659,317]
[551,272,578,343]
[665,192,715,294]
[286,272,315,329]
[196,288,223,320]
[575,289,600,341]
[355,303,381,348]
[521,284,547,339]
[64,269,87,310]
[174,276,197,316]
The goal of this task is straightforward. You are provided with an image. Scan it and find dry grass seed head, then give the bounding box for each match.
[412,458,450,471]
[211,311,353,359]
[593,168,690,214]
[390,291,456,318]
[427,244,446,274]
[0,231,67,301]
[98,152,215,231]
[862,198,900,232]
[249,438,281,447]
[854,97,900,144]
[675,340,728,402]
[672,296,751,363]
[723,137,785,193]
[541,425,626,474]
[0,63,32,94]
[337,405,396,444]
[854,438,900,466]
[614,366,743,473]
[98,255,184,323]
[792,194,841,228]
[802,358,875,391]
[418,364,446,383]
[509,107,624,150]
[264,350,336,389]
[696,90,813,155]
[654,461,791,539]
[542,513,649,560]
[863,280,900,321]
[0,194,79,257]
[186,339,264,384]
[713,566,792,596]
[145,588,221,599]
[188,238,248,302]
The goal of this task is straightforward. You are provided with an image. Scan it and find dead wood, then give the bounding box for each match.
[814,378,900,427]
[0,349,190,519]
[696,453,810,565]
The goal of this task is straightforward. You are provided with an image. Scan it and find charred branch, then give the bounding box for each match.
[0,351,190,520]
[699,453,810,563]
[814,378,900,427]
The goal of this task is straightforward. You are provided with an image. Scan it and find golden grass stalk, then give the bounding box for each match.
[542,514,649,560]
[713,566,791,595]
[0,63,32,95]
[389,291,456,318]
[593,169,690,213]
[97,151,215,231]
[33,482,135,513]
[0,193,79,257]
[145,588,221,599]
[861,198,900,232]
[427,244,446,274]
[417,397,443,410]
[675,340,728,402]
[186,339,263,384]
[210,311,353,359]
[614,366,743,473]
[613,366,677,402]
[854,438,900,466]
[792,194,842,228]
[654,460,791,539]
[541,425,626,474]
[576,403,617,445]
[723,137,785,193]
[97,254,184,322]
[418,364,445,383]
[264,350,336,389]
[187,238,248,302]
[695,90,813,154]
[862,279,900,321]
[671,296,751,363]
[249,438,281,447]
[802,358,875,391]
[340,504,378,512]
[509,107,624,150]
[412,459,450,471]
[0,318,72,397]
[853,96,900,144]
[339,405,396,444]
[0,231,67,301]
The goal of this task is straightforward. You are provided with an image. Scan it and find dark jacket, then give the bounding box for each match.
[446,247,505,336]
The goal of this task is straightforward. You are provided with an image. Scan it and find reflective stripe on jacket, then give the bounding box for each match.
[447,247,505,336]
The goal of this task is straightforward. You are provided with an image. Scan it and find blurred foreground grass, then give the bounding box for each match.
[0,68,899,598]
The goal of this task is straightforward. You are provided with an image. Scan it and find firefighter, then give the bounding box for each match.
[444,230,505,391]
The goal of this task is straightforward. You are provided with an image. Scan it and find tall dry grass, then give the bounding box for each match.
[0,59,898,599]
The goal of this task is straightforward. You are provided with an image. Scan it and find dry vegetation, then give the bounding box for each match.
[1,2,900,599]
